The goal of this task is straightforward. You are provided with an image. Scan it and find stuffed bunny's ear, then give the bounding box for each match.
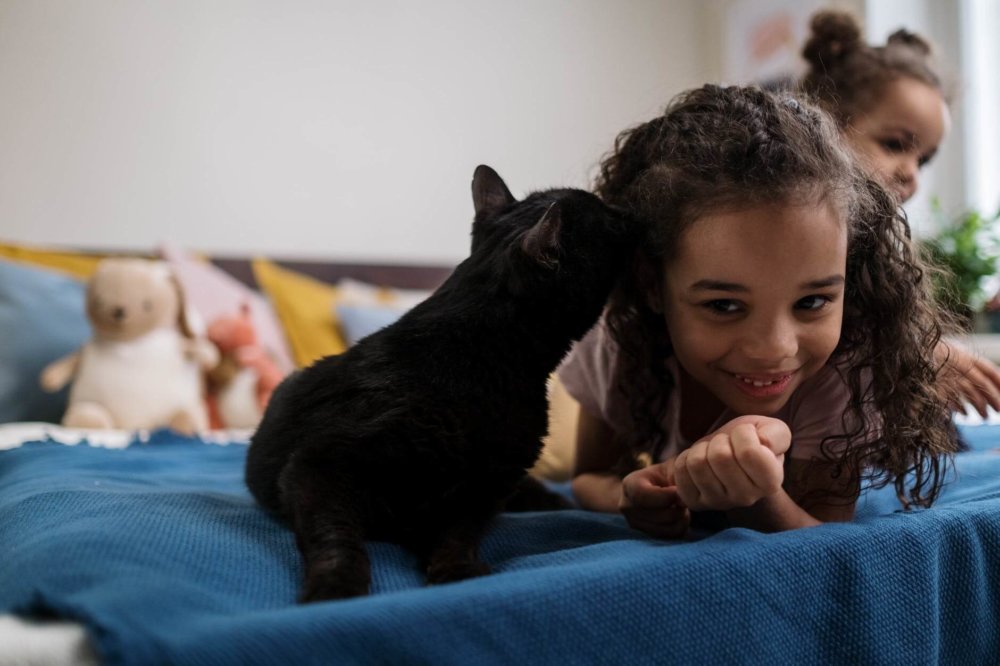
[169,273,199,339]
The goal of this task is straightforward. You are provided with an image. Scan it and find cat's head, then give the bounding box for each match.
[465,165,637,334]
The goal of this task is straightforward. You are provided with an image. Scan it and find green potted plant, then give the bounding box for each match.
[920,203,1000,331]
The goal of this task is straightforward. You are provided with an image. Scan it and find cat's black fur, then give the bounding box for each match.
[245,165,636,601]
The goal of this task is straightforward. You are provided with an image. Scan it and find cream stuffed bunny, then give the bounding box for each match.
[40,258,219,434]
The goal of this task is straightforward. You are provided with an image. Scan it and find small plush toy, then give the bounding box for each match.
[205,303,285,429]
[40,258,219,434]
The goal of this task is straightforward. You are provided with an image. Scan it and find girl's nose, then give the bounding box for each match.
[743,317,797,362]
[895,158,919,202]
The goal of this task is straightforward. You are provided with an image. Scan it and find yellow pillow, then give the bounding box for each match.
[0,241,104,279]
[252,258,348,367]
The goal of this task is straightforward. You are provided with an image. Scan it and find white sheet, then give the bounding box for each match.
[0,615,98,666]
[0,422,252,450]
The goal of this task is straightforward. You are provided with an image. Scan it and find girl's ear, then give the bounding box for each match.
[635,252,664,314]
[646,283,664,315]
[471,164,516,217]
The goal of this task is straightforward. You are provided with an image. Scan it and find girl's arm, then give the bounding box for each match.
[670,415,859,532]
[573,409,692,537]
[572,411,858,533]
[726,457,858,532]
[937,340,1000,417]
[570,408,625,513]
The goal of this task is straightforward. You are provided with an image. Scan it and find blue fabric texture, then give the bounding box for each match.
[3,426,1000,665]
[0,259,88,423]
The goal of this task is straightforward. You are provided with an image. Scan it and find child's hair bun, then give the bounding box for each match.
[802,10,862,67]
[886,28,932,57]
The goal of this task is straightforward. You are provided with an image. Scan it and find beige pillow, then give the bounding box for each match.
[530,374,579,482]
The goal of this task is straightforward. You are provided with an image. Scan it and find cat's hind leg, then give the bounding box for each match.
[278,452,371,602]
[418,513,495,585]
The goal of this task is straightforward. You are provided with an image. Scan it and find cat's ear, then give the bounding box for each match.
[521,202,561,269]
[472,165,516,217]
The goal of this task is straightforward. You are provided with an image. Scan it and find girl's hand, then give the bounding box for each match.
[619,461,691,538]
[672,415,791,511]
[937,340,1000,418]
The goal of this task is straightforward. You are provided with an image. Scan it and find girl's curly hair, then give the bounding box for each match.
[800,10,947,126]
[595,84,958,508]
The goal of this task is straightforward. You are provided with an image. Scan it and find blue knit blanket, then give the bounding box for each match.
[2,426,1000,665]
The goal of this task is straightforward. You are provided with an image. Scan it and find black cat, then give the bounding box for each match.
[245,165,636,601]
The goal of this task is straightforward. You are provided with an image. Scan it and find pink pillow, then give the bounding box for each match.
[159,243,294,374]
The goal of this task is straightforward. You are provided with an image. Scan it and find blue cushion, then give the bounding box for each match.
[335,302,407,346]
[0,258,89,423]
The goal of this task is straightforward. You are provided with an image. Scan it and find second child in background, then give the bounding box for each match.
[798,9,1000,417]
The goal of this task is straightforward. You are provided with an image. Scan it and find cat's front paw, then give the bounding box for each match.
[426,560,492,585]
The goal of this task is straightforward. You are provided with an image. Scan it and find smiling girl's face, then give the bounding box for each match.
[842,76,950,203]
[659,199,848,417]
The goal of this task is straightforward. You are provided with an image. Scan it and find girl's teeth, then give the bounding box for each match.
[741,377,774,386]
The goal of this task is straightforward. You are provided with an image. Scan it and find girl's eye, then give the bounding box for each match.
[881,138,906,153]
[796,295,831,311]
[703,299,742,315]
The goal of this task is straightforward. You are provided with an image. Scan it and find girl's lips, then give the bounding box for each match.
[731,371,795,398]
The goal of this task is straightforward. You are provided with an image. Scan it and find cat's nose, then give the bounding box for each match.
[112,307,126,321]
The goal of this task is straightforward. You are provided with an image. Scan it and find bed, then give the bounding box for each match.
[3,245,1000,665]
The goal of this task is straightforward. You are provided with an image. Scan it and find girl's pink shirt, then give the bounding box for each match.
[557,317,869,462]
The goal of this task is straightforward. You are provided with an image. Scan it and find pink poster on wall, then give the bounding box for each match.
[723,0,824,85]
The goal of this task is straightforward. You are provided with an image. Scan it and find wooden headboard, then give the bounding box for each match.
[9,244,456,291]
[210,257,455,291]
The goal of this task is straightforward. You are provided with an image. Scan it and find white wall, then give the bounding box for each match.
[0,1,711,265]
[959,0,1000,215]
